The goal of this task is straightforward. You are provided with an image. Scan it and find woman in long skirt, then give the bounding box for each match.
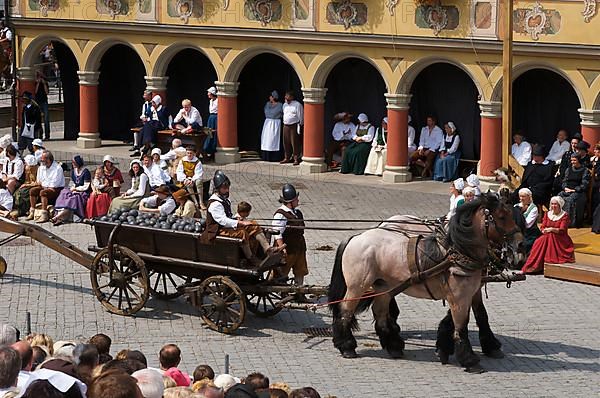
[108,160,151,212]
[261,91,283,162]
[433,122,461,182]
[341,113,374,175]
[364,117,388,176]
[51,155,91,225]
[86,166,112,218]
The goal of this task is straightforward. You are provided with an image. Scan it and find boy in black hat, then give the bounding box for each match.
[513,144,553,207]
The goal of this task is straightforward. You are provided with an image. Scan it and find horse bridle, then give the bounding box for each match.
[483,208,521,241]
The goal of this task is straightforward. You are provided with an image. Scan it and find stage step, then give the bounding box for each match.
[544,260,600,286]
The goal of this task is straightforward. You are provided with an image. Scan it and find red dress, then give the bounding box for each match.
[521,212,575,274]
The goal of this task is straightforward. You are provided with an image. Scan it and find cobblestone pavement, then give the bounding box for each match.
[1,162,600,397]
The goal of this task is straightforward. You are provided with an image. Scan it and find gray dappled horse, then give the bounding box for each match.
[329,193,523,372]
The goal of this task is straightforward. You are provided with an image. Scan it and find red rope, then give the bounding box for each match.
[309,286,399,309]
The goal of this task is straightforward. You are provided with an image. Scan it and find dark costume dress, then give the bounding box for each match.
[521,212,575,274]
[558,165,591,228]
[341,124,373,175]
[141,106,169,145]
[433,133,461,182]
[513,160,554,207]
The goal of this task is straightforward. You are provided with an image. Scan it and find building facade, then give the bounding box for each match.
[12,0,600,181]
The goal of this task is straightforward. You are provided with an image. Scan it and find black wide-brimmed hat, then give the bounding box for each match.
[532,145,546,157]
[279,183,299,203]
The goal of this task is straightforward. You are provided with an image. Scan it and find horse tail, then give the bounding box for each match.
[328,235,353,318]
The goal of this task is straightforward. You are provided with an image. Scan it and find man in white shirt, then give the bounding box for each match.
[173,99,203,134]
[410,115,443,178]
[326,112,355,168]
[131,90,153,153]
[545,129,570,164]
[28,150,65,222]
[511,131,532,166]
[142,154,170,189]
[280,91,304,166]
[139,185,176,216]
[176,147,204,208]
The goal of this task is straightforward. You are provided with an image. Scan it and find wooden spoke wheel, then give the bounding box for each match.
[197,276,245,334]
[148,270,192,300]
[245,268,286,318]
[0,256,6,277]
[90,245,149,316]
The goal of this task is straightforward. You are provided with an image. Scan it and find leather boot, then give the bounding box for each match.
[26,208,35,221]
[241,243,261,267]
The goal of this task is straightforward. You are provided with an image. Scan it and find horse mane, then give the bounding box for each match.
[447,193,501,258]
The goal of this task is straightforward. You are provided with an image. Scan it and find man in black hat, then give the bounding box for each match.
[139,185,176,215]
[512,145,554,207]
[272,183,308,286]
[18,91,42,152]
[201,170,280,266]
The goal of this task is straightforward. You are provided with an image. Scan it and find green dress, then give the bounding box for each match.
[341,124,373,175]
[108,173,151,212]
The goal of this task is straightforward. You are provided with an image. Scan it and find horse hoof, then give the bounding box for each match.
[484,349,505,359]
[341,350,357,359]
[387,349,404,359]
[464,364,486,374]
[436,349,450,365]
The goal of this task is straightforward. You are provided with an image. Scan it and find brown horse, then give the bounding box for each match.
[329,193,523,372]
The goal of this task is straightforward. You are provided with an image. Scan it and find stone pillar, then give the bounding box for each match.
[579,108,600,151]
[300,87,327,173]
[77,71,101,149]
[145,76,169,105]
[383,93,412,183]
[478,101,502,177]
[215,81,240,164]
[17,67,36,130]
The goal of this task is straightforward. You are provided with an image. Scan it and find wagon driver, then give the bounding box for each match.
[201,170,284,266]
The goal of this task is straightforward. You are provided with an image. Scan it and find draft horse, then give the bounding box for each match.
[329,193,523,372]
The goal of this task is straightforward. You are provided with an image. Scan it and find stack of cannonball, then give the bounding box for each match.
[97,209,205,233]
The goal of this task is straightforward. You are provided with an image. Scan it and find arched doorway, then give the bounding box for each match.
[98,44,145,141]
[324,58,387,145]
[165,49,218,123]
[237,53,302,153]
[513,69,581,148]
[409,63,481,161]
[50,41,79,140]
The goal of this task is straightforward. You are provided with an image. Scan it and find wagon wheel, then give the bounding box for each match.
[197,276,245,334]
[0,256,6,277]
[148,270,192,300]
[245,268,285,318]
[90,245,149,316]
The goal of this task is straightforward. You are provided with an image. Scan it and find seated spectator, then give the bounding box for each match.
[176,147,204,209]
[193,364,215,382]
[87,369,144,398]
[159,345,190,387]
[214,374,240,393]
[521,196,574,274]
[325,112,355,169]
[11,154,37,217]
[88,334,111,362]
[32,139,45,164]
[28,150,65,223]
[133,369,164,398]
[132,90,153,154]
[576,140,592,169]
[173,99,203,134]
[0,134,12,158]
[139,185,176,216]
[134,95,169,158]
[410,115,443,178]
[558,153,591,228]
[245,372,269,395]
[545,129,570,164]
[86,167,113,219]
[0,179,13,218]
[446,178,465,220]
[288,387,320,398]
[51,155,91,225]
[407,115,416,161]
[511,131,532,166]
[235,201,252,221]
[465,174,481,197]
[0,346,21,397]
[512,145,553,207]
[553,134,582,194]
[1,145,24,194]
[463,186,476,203]
[101,155,124,198]
[151,148,169,171]
[143,154,170,189]
[433,121,461,182]
[161,138,186,179]
[124,350,148,368]
[514,188,541,254]
[340,113,374,175]
[72,343,99,387]
[364,116,388,176]
[108,160,151,212]
[173,189,197,218]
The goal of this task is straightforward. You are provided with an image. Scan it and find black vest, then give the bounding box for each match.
[274,208,306,254]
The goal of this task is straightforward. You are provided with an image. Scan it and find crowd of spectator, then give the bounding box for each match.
[0,324,326,398]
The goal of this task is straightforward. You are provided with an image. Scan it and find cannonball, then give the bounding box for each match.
[184,225,193,232]
[129,210,138,217]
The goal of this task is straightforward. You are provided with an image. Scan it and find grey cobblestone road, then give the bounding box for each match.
[1,168,599,397]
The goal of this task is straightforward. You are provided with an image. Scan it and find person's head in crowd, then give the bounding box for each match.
[196,384,225,398]
[31,345,48,370]
[29,333,54,355]
[5,144,17,161]
[159,344,182,370]
[556,129,568,143]
[143,90,153,102]
[172,138,183,150]
[570,152,583,168]
[532,145,546,162]
[512,131,525,145]
[182,99,192,113]
[269,389,288,398]
[193,364,215,381]
[151,148,162,164]
[245,372,269,392]
[463,186,476,203]
[450,177,464,196]
[101,358,145,375]
[214,374,240,392]
[73,344,98,367]
[163,375,177,389]
[41,150,54,168]
[0,323,19,345]
[185,146,196,161]
[32,138,45,152]
[237,201,252,220]
[143,154,152,169]
[130,159,143,178]
[569,135,580,152]
[125,350,148,368]
[21,379,85,398]
[88,369,144,398]
[133,368,164,398]
[164,367,191,387]
[357,113,369,126]
[269,383,290,395]
[550,196,565,216]
[89,334,111,356]
[518,188,533,207]
[593,142,600,159]
[163,386,197,398]
[284,90,295,103]
[224,383,258,398]
[0,346,22,390]
[288,387,321,398]
[11,340,33,371]
[426,115,436,128]
[53,341,76,360]
[207,86,218,100]
[102,155,115,171]
[116,349,130,361]
[444,121,457,136]
[576,140,590,156]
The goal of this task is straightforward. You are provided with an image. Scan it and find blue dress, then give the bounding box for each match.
[141,106,169,145]
[54,168,91,219]
[433,133,461,182]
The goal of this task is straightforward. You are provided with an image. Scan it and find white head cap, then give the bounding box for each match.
[0,134,12,149]
[466,174,480,187]
[207,86,217,96]
[151,147,162,156]
[447,121,456,132]
[103,155,114,164]
[152,95,162,105]
[214,374,240,392]
[133,369,164,398]
[32,138,44,148]
[453,178,465,191]
[357,113,368,123]
[24,154,37,166]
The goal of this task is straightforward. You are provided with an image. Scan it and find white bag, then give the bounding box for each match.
[22,123,34,138]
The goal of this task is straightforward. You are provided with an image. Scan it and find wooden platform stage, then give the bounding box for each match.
[544,228,600,286]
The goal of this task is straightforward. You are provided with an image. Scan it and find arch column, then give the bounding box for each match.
[17,67,36,131]
[579,109,600,150]
[479,101,502,177]
[300,87,327,174]
[215,81,240,164]
[77,71,101,149]
[383,93,412,183]
[145,76,169,105]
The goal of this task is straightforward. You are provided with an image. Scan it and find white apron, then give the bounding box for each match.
[364,148,387,176]
[261,118,281,151]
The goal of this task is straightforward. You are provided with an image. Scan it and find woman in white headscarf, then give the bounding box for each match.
[433,121,461,182]
[364,116,388,176]
[140,95,169,156]
[520,195,575,274]
[340,113,374,175]
[446,177,465,220]
[407,115,416,161]
[260,90,284,162]
[514,187,541,254]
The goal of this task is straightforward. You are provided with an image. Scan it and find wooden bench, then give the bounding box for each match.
[157,129,208,155]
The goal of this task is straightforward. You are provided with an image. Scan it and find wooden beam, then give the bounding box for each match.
[501,0,513,168]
